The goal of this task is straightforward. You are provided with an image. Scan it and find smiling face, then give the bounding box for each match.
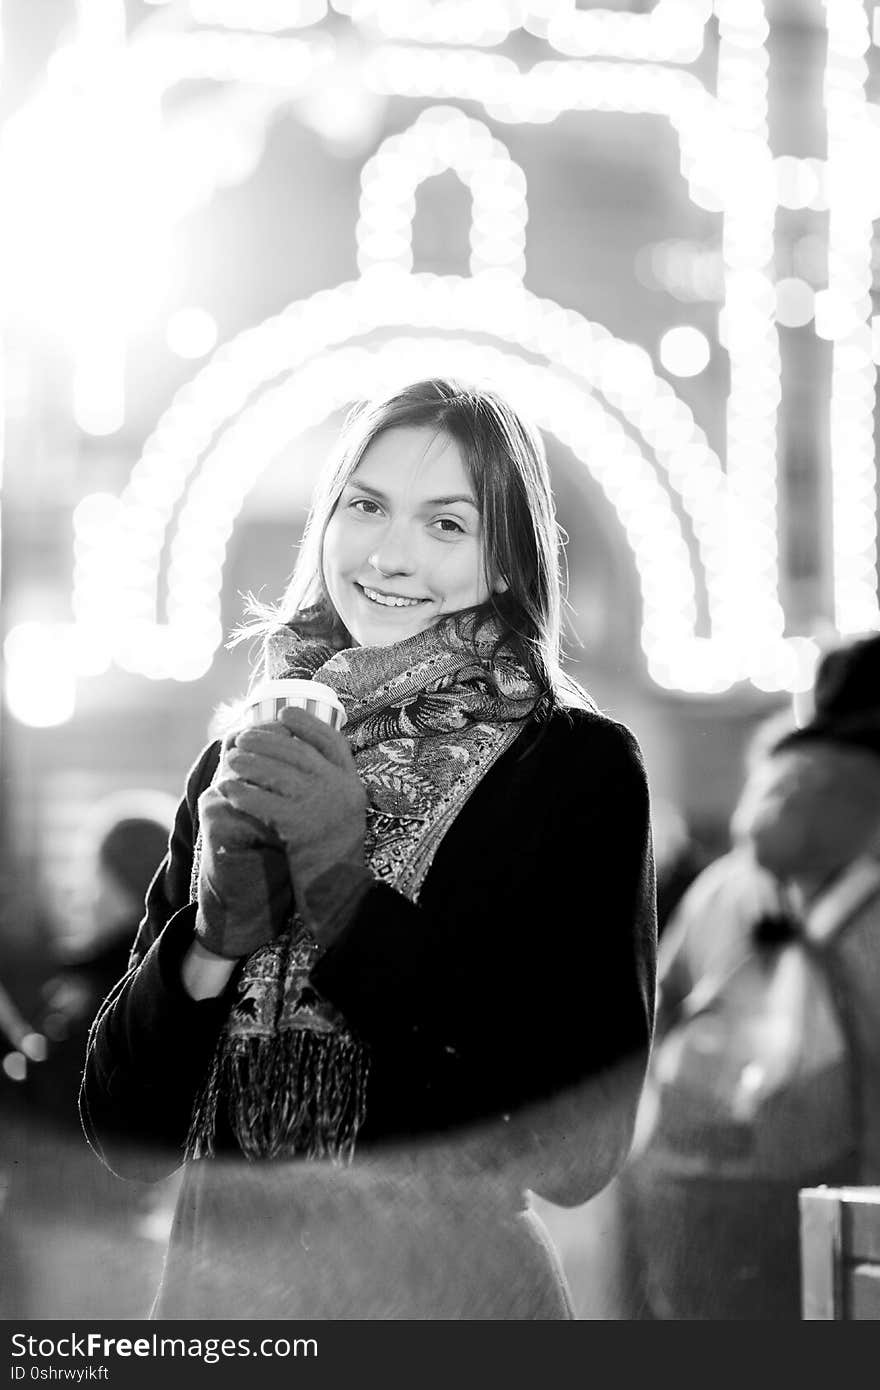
[321,425,502,647]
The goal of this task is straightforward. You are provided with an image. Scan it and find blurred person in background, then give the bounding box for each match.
[80,377,657,1320]
[0,794,176,1319]
[622,633,880,1319]
[573,705,792,1320]
[30,794,175,1132]
[0,976,42,1318]
[650,796,713,938]
[649,703,797,1039]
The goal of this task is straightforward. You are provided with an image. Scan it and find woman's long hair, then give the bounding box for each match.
[233,378,577,712]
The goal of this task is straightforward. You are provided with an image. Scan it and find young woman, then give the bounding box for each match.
[81,378,657,1320]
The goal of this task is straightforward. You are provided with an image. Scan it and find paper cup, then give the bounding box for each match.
[243,678,347,731]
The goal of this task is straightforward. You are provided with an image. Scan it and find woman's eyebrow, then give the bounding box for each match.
[427,494,479,509]
[343,479,387,500]
[344,478,478,509]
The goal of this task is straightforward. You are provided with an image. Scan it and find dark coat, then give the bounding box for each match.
[80,706,657,1319]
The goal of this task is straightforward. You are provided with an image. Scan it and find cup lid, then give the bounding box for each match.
[248,678,345,709]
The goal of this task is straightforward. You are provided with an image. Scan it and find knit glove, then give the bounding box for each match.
[194,784,294,959]
[217,706,371,947]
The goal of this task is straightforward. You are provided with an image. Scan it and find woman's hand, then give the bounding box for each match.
[193,782,293,960]
[218,707,372,945]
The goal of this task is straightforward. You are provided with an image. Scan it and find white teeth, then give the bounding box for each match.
[361,586,423,608]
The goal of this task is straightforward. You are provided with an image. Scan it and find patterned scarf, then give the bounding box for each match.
[185,610,543,1164]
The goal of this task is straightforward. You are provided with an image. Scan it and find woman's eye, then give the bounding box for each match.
[433,517,465,535]
[350,498,382,516]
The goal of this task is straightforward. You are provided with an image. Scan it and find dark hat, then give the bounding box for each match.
[773,632,880,759]
[98,817,170,902]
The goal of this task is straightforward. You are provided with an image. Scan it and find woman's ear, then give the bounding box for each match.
[493,575,509,595]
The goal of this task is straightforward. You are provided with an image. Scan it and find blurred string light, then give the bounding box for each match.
[3,623,77,727]
[67,0,130,436]
[71,491,122,680]
[73,109,748,693]
[189,0,329,31]
[341,0,525,47]
[530,0,711,62]
[331,0,712,61]
[166,338,698,687]
[127,29,334,86]
[0,24,333,436]
[659,325,710,377]
[637,239,724,303]
[775,277,815,329]
[713,0,786,690]
[5,2,851,692]
[774,155,827,212]
[86,268,736,686]
[297,35,388,154]
[0,1019,47,1086]
[166,307,219,359]
[356,106,527,278]
[0,961,48,1064]
[1,2,168,436]
[138,87,296,223]
[0,8,744,449]
[822,0,879,635]
[364,48,729,174]
[83,26,724,168]
[75,0,126,47]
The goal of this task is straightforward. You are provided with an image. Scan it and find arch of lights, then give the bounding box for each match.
[159,336,701,684]
[5,0,876,705]
[355,106,529,278]
[73,101,769,692]
[195,1,714,62]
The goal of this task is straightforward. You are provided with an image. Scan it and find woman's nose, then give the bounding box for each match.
[368,525,417,577]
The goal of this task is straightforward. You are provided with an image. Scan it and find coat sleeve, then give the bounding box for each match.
[79,740,233,1180]
[310,712,658,1205]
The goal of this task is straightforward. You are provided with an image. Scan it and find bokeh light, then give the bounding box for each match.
[775,278,815,329]
[3,623,77,727]
[658,326,711,378]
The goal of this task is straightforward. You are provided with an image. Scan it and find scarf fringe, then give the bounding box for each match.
[185,1028,371,1164]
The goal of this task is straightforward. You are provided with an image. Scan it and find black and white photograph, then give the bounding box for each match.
[0,0,879,1342]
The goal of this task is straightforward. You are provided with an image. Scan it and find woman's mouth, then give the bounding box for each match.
[357,584,428,609]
